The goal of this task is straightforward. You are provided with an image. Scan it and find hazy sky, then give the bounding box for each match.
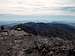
[0,0,75,16]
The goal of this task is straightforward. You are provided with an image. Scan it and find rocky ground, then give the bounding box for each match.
[0,30,75,56]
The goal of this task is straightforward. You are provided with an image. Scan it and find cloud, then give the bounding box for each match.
[0,0,75,16]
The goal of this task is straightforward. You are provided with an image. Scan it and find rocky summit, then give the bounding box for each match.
[0,29,75,56]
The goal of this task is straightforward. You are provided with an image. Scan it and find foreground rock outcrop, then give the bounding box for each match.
[0,30,75,56]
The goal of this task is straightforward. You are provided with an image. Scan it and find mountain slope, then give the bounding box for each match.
[12,22,75,40]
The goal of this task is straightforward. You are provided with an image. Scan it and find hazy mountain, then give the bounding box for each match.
[13,22,75,32]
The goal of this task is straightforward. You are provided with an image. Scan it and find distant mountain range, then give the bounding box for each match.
[0,21,75,31]
[0,21,74,31]
[13,22,75,31]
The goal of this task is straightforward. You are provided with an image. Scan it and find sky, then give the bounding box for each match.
[0,0,75,16]
[0,0,75,23]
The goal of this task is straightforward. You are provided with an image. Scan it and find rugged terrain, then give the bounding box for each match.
[0,23,75,56]
[0,29,75,56]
